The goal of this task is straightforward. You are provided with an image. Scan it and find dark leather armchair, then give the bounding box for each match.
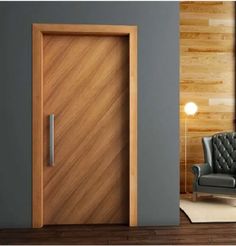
[192,132,236,201]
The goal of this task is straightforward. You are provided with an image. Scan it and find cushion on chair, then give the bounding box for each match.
[199,174,236,188]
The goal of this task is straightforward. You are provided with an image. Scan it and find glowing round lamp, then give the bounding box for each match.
[184,102,198,116]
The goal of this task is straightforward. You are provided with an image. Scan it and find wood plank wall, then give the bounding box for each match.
[180,1,235,193]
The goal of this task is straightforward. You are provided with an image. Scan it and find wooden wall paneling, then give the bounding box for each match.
[180,1,235,193]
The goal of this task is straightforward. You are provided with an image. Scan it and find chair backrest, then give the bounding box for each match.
[211,132,236,174]
[202,136,213,169]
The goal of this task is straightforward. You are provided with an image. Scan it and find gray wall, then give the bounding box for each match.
[0,2,179,227]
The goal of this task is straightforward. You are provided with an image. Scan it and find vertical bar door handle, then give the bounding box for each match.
[49,114,54,166]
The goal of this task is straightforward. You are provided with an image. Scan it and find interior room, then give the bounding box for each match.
[179,1,236,224]
[1,0,236,245]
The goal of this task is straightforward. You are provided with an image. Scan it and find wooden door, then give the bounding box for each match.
[43,34,130,225]
[32,24,137,227]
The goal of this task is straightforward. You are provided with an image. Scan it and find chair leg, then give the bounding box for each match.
[193,192,197,202]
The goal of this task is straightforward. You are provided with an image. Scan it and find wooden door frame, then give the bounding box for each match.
[32,24,137,228]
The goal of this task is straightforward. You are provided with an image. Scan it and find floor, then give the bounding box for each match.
[1,210,236,245]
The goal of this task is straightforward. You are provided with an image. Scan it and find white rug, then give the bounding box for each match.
[180,196,236,223]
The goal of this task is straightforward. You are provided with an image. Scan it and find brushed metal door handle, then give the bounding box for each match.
[49,114,54,166]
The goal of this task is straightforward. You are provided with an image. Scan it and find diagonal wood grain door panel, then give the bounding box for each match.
[43,34,129,224]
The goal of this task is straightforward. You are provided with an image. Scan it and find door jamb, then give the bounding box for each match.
[32,23,137,228]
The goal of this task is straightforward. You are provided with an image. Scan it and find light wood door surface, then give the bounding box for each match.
[43,34,129,225]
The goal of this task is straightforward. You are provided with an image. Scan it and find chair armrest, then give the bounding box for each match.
[192,163,211,178]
